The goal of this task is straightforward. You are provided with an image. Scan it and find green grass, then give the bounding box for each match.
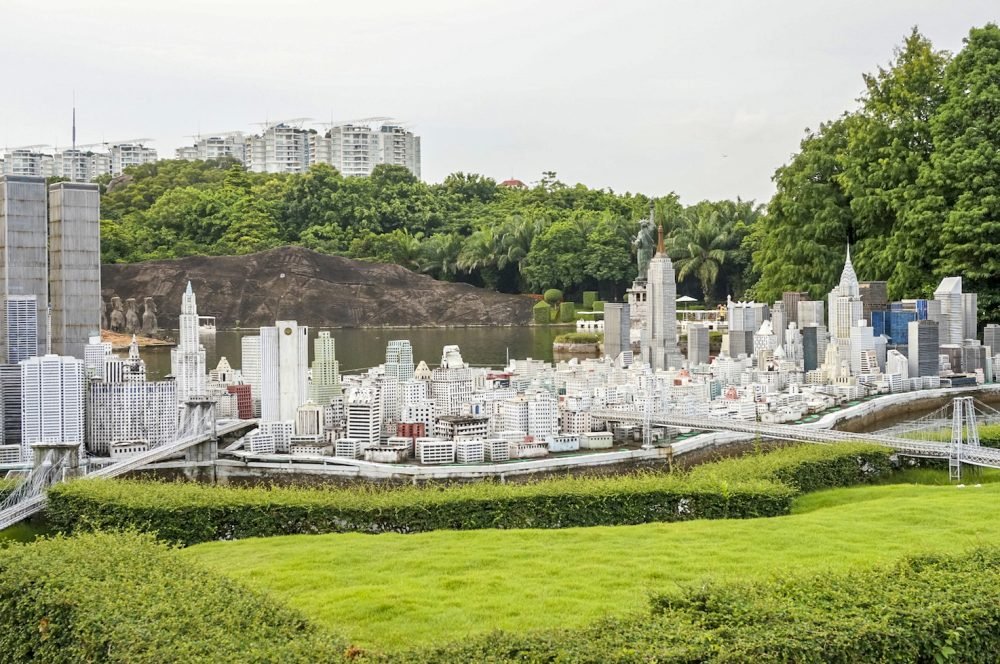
[183,474,1000,650]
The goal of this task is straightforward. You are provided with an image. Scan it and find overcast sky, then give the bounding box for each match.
[1,1,995,204]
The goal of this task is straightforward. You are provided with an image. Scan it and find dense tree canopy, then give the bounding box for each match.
[100,160,758,302]
[752,23,1000,321]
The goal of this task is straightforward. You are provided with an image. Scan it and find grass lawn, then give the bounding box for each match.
[183,470,1000,650]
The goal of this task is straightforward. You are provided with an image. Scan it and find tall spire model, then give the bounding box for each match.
[170,281,206,403]
[643,213,684,371]
[828,244,863,341]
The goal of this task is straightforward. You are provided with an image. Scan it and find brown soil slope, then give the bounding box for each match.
[102,246,535,328]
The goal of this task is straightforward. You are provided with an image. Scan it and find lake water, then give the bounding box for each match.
[139,326,565,380]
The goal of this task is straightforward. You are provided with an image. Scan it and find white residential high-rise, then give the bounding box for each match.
[109,143,157,176]
[175,134,246,163]
[21,354,86,460]
[644,224,684,371]
[309,331,342,405]
[827,245,863,342]
[245,124,310,174]
[260,321,309,422]
[170,282,206,403]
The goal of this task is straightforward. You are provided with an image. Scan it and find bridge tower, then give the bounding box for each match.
[30,442,84,480]
[949,396,980,481]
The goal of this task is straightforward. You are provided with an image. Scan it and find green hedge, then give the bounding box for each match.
[558,301,576,323]
[47,445,892,546]
[0,532,347,663]
[380,547,1000,663]
[591,300,605,312]
[48,475,792,546]
[553,332,602,344]
[582,291,598,310]
[688,443,894,493]
[531,300,551,325]
[542,288,562,305]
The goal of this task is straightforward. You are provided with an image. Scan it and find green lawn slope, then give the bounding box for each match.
[183,472,1000,649]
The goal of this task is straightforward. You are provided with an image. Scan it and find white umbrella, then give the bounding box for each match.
[676,296,698,303]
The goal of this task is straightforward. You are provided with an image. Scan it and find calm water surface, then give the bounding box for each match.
[139,326,564,380]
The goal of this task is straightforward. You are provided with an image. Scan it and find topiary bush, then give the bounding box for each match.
[532,300,551,325]
[558,301,576,323]
[582,291,598,310]
[542,289,563,306]
[0,532,347,663]
[592,300,605,312]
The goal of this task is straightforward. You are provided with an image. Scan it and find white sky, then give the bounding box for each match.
[1,0,995,204]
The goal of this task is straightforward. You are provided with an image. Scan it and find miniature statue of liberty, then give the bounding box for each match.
[633,201,657,281]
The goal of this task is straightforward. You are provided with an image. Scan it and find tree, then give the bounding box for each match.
[520,220,588,293]
[839,28,949,296]
[584,214,635,298]
[418,233,464,281]
[669,206,735,304]
[751,118,854,302]
[932,24,1000,319]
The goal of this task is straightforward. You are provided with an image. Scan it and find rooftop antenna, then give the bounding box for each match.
[71,91,76,182]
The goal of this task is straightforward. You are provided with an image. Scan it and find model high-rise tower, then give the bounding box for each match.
[260,320,309,422]
[20,354,86,460]
[48,182,101,359]
[644,224,684,371]
[170,282,206,403]
[308,331,342,404]
[0,175,48,360]
[827,245,863,341]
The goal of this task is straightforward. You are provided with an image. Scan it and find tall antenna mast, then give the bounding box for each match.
[71,91,77,182]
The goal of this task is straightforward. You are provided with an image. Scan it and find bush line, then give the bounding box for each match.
[377,547,1000,663]
[45,444,893,546]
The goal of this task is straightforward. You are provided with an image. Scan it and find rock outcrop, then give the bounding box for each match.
[101,246,535,329]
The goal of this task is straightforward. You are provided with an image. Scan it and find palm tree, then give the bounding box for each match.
[418,233,464,281]
[669,208,734,303]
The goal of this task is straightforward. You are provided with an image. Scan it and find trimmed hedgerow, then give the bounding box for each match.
[582,290,598,310]
[47,445,892,546]
[372,547,1000,663]
[688,442,894,493]
[0,531,347,663]
[47,474,792,546]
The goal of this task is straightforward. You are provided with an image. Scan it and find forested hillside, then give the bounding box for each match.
[97,24,1000,319]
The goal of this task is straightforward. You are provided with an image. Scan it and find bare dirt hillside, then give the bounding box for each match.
[102,246,535,328]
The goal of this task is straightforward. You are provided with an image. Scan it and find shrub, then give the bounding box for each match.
[688,443,894,493]
[384,548,1000,663]
[591,300,605,312]
[553,332,602,344]
[47,445,892,546]
[531,300,551,325]
[0,478,19,501]
[558,301,576,322]
[582,291,598,310]
[0,532,347,663]
[542,288,562,305]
